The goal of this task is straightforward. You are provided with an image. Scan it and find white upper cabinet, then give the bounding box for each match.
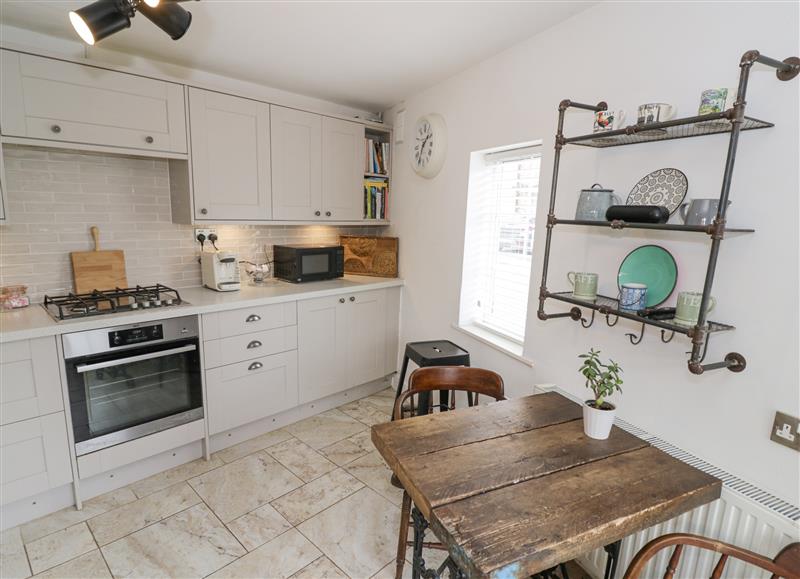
[270,105,323,220]
[322,117,364,221]
[0,50,187,155]
[189,88,272,221]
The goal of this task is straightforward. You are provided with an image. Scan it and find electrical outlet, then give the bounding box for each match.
[194,228,216,241]
[770,411,800,451]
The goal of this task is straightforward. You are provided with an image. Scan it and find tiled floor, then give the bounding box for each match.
[0,387,445,579]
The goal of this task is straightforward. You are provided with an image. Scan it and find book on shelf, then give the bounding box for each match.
[364,178,389,220]
[365,138,390,175]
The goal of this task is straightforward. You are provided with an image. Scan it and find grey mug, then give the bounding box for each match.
[575,184,622,221]
[679,199,731,226]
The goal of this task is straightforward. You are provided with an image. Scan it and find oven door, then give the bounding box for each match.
[297,248,343,282]
[65,337,203,456]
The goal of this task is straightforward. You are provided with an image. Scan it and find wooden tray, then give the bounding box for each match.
[339,235,398,278]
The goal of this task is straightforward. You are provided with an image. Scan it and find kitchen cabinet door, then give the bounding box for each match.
[270,106,322,220]
[206,351,298,435]
[0,337,63,426]
[0,144,6,222]
[297,295,347,403]
[189,88,271,220]
[346,290,388,387]
[1,50,187,154]
[322,117,364,221]
[0,413,72,505]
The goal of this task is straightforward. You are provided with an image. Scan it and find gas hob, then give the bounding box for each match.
[43,284,188,321]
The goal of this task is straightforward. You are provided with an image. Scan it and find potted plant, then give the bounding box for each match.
[578,348,623,440]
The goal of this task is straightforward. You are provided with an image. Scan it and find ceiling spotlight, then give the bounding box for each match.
[69,0,193,46]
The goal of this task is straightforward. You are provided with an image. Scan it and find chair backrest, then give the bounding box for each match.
[393,366,506,420]
[622,533,800,579]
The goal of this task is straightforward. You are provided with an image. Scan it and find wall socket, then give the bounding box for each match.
[770,411,800,451]
[194,228,217,241]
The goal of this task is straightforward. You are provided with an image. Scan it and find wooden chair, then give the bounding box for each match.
[392,366,506,579]
[623,533,800,579]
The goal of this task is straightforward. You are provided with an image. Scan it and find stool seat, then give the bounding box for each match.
[404,340,470,367]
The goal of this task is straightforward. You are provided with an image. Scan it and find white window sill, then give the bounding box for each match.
[452,323,535,368]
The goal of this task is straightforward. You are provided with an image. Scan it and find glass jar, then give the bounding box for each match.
[0,285,30,310]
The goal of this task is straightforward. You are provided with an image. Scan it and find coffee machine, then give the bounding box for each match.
[201,251,241,292]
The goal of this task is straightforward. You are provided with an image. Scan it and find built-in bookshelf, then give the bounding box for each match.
[364,127,391,221]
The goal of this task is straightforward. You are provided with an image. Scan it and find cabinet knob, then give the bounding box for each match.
[325,211,332,217]
[200,208,208,215]
[248,361,263,371]
[314,210,321,216]
[247,340,262,349]
[339,298,345,304]
[349,296,355,302]
[246,314,261,323]
[51,124,61,134]
[145,135,154,144]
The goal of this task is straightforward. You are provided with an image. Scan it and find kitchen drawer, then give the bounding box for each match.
[0,337,63,426]
[1,50,187,154]
[206,350,298,435]
[202,301,297,340]
[1,412,72,505]
[203,325,297,369]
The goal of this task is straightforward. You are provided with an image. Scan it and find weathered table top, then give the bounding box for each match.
[371,392,721,578]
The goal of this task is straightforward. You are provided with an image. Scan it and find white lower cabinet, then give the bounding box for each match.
[298,288,399,403]
[0,412,72,505]
[206,351,298,435]
[0,336,63,426]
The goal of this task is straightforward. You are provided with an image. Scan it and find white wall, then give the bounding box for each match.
[385,1,799,504]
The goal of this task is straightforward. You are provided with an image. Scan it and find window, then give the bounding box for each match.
[459,142,541,344]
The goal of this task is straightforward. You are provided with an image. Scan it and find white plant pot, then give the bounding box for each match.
[583,401,616,440]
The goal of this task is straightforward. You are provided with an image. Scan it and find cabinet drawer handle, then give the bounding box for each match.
[349,296,355,302]
[246,314,261,323]
[315,210,321,216]
[145,135,154,144]
[248,361,263,371]
[51,124,62,134]
[339,297,345,303]
[247,340,262,349]
[325,211,332,217]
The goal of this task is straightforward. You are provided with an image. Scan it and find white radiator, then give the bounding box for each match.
[533,387,800,579]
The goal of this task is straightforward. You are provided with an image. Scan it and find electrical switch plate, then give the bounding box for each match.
[194,228,217,240]
[770,411,800,451]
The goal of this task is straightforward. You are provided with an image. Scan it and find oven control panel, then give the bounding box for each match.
[109,324,164,348]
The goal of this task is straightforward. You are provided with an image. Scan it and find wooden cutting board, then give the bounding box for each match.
[71,226,128,294]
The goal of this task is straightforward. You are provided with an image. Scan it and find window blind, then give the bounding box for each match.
[461,146,541,343]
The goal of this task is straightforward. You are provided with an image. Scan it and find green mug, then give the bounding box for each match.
[674,291,716,326]
[567,272,598,300]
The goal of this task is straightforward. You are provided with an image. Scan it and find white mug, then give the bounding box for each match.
[637,103,676,124]
[593,109,626,133]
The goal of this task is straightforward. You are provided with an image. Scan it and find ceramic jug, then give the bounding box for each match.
[575,184,621,221]
[679,199,730,226]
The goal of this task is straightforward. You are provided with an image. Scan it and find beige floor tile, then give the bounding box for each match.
[101,503,245,578]
[267,438,337,482]
[88,483,200,545]
[32,549,110,579]
[360,393,396,414]
[209,529,320,579]
[271,468,364,525]
[338,399,391,427]
[189,451,303,522]
[21,488,136,544]
[226,504,292,551]
[372,559,411,579]
[284,409,367,450]
[215,429,294,464]
[1,527,31,579]
[345,451,404,506]
[129,456,224,498]
[290,556,349,579]
[320,438,371,467]
[298,488,400,579]
[25,523,96,575]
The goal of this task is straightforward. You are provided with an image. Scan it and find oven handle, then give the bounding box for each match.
[75,344,197,374]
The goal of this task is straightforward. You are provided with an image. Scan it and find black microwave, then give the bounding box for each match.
[273,244,345,283]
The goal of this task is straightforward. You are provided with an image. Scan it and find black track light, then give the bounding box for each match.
[69,0,193,46]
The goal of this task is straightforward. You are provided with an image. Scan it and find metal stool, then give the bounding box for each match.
[393,340,470,417]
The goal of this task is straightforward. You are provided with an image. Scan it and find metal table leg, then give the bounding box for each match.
[604,540,622,579]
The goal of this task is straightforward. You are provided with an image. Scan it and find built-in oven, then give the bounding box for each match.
[62,315,203,456]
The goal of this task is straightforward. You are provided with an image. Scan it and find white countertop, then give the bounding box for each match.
[0,275,403,343]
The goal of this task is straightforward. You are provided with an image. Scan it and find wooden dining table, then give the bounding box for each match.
[372,391,722,579]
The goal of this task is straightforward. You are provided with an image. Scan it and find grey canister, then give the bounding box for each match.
[679,199,731,226]
[575,184,622,221]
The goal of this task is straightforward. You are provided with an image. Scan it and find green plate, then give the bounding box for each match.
[617,245,677,307]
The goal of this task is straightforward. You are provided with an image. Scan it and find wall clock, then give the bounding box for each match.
[411,113,447,178]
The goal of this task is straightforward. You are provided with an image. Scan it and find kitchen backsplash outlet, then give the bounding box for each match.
[0,145,382,302]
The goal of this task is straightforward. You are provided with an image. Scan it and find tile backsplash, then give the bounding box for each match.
[0,145,382,302]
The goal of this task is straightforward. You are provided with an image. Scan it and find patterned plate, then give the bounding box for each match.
[626,168,688,215]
